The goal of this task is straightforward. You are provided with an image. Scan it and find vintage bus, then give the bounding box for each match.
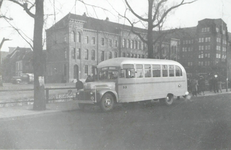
[76,58,188,111]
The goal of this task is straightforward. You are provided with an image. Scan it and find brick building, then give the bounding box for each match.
[46,13,230,83]
[46,13,179,83]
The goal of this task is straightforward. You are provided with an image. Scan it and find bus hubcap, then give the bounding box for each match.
[105,98,111,107]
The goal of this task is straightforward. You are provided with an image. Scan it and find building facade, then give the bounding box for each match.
[46,13,180,83]
[46,13,230,83]
[2,47,33,82]
[177,19,229,80]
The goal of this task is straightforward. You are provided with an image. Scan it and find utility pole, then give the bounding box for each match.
[0,38,11,86]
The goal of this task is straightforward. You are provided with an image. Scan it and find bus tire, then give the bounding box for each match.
[100,93,115,112]
[160,94,174,106]
[78,103,85,110]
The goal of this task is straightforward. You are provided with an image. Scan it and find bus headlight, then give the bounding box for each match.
[76,92,80,95]
[185,91,189,95]
[90,92,93,95]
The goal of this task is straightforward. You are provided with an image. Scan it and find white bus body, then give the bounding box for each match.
[76,58,188,111]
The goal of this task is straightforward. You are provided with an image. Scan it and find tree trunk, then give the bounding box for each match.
[33,0,46,110]
[147,0,154,58]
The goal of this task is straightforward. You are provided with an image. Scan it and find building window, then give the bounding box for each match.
[216,46,221,51]
[101,38,105,46]
[131,40,133,49]
[109,51,112,59]
[85,65,88,75]
[91,50,95,60]
[122,39,125,48]
[216,38,221,43]
[77,32,81,42]
[205,45,210,50]
[205,37,211,42]
[101,51,105,61]
[85,36,89,44]
[127,39,130,49]
[199,46,204,51]
[202,27,210,32]
[72,48,76,59]
[64,49,67,59]
[135,41,138,49]
[114,40,118,47]
[85,49,88,60]
[92,37,96,44]
[77,48,81,59]
[109,39,112,47]
[199,38,204,43]
[138,41,141,50]
[71,31,76,42]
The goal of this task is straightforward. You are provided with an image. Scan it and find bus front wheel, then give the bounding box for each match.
[100,93,115,112]
[160,94,174,106]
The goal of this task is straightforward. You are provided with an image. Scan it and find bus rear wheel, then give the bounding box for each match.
[160,94,174,106]
[100,93,115,112]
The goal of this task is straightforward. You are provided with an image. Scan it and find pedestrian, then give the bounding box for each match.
[191,79,198,96]
[76,78,83,91]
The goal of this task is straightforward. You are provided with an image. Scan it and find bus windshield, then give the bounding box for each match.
[98,66,119,81]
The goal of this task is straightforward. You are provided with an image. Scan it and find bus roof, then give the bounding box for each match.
[97,57,182,68]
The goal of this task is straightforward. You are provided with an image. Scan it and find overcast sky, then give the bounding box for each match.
[0,0,231,52]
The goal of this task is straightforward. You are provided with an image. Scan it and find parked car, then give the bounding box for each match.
[11,76,22,84]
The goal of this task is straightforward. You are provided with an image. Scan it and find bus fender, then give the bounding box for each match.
[97,90,118,103]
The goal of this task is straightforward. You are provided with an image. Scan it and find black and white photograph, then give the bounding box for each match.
[0,0,231,149]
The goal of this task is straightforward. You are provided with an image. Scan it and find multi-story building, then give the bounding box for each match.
[2,47,33,82]
[46,13,230,83]
[176,19,229,79]
[46,13,179,83]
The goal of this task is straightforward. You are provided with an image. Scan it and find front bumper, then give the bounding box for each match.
[76,90,100,104]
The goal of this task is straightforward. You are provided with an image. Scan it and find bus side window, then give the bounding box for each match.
[169,65,174,77]
[152,64,161,77]
[127,69,135,78]
[175,66,182,76]
[120,64,135,78]
[162,65,168,77]
[145,64,151,78]
[136,64,143,78]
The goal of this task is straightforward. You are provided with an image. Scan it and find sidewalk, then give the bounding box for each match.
[0,100,79,120]
[1,89,231,120]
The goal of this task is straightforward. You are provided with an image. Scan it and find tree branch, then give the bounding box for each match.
[125,0,148,22]
[4,17,33,49]
[119,12,147,44]
[7,0,35,18]
[153,0,196,28]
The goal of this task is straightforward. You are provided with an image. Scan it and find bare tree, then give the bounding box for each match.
[6,0,46,110]
[124,0,196,58]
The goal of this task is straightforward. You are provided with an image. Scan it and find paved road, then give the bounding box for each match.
[0,94,231,150]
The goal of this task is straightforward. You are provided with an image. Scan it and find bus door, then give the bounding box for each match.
[117,64,136,102]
